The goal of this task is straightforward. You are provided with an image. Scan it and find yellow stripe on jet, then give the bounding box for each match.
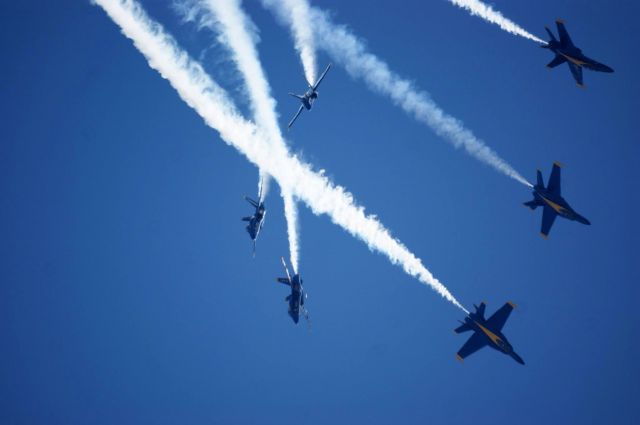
[559,52,588,67]
[475,322,502,346]
[540,195,567,214]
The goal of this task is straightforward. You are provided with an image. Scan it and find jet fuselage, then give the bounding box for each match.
[287,274,304,324]
[462,310,524,365]
[532,185,590,225]
[546,41,613,73]
[300,88,318,110]
[246,205,265,240]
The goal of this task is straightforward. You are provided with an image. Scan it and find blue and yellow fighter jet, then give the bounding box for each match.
[287,63,332,129]
[241,184,266,255]
[455,302,524,365]
[524,162,590,239]
[277,257,309,325]
[542,19,614,87]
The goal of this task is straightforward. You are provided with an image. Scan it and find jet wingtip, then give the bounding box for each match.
[507,301,517,308]
[455,354,464,362]
[577,83,586,89]
[540,232,549,240]
[553,161,563,168]
[556,18,565,24]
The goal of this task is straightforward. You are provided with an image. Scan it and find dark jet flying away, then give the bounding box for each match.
[277,257,308,324]
[287,63,332,129]
[542,19,613,87]
[455,302,524,365]
[241,185,266,255]
[524,162,590,239]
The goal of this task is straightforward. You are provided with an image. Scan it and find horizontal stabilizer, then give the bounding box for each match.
[524,200,542,210]
[454,321,472,334]
[547,55,567,69]
[289,93,304,100]
[241,216,252,221]
[277,278,291,286]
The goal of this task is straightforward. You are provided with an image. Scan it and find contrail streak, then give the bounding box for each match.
[93,0,467,312]
[262,0,532,188]
[447,0,545,43]
[258,169,269,202]
[282,188,299,273]
[261,0,316,84]
[183,0,301,269]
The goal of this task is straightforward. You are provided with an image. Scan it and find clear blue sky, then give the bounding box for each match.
[1,1,639,424]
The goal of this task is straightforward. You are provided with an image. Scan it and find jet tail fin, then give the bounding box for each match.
[241,216,252,221]
[536,170,545,188]
[245,196,259,208]
[544,26,557,43]
[473,302,487,320]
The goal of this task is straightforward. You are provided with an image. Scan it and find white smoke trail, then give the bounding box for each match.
[262,0,532,188]
[447,0,545,43]
[261,0,316,84]
[258,169,269,201]
[93,0,468,313]
[282,188,299,273]
[184,0,301,271]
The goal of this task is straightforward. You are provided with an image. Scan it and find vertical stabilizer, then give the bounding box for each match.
[536,170,545,188]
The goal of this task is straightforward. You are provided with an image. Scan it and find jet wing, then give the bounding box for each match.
[312,63,332,90]
[486,302,515,332]
[555,20,574,47]
[540,205,557,239]
[288,104,304,129]
[456,332,488,361]
[568,62,584,87]
[547,162,562,195]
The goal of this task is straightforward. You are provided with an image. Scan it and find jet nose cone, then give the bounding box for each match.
[579,216,591,225]
[512,352,525,365]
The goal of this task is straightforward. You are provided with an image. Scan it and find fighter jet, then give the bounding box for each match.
[524,162,590,239]
[276,257,308,324]
[241,185,266,255]
[542,19,614,87]
[287,63,332,129]
[455,302,524,365]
